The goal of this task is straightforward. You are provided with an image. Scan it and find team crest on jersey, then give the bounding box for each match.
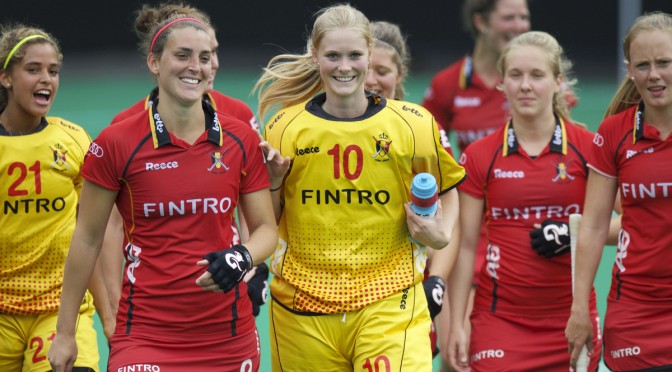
[372,132,392,162]
[551,159,575,184]
[208,147,230,174]
[49,143,70,171]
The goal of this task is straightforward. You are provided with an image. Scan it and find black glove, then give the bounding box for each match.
[247,262,269,317]
[530,219,570,258]
[423,275,445,320]
[203,244,253,292]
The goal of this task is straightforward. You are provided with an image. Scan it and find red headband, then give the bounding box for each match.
[150,17,206,53]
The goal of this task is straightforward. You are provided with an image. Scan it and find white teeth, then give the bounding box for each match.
[35,90,50,96]
[334,76,355,82]
[180,78,199,84]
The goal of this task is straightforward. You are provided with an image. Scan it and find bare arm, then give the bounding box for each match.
[566,170,618,368]
[236,188,278,265]
[95,205,125,339]
[49,180,117,371]
[606,191,622,246]
[447,192,484,371]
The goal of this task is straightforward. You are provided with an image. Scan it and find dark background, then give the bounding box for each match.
[3,0,672,80]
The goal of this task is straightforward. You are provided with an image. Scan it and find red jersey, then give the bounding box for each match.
[83,100,270,340]
[111,88,258,132]
[591,103,672,303]
[422,56,509,153]
[111,89,258,245]
[459,117,598,317]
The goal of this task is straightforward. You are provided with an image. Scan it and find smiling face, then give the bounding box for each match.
[149,26,212,105]
[480,0,530,55]
[365,45,400,99]
[627,29,672,109]
[501,44,560,120]
[313,27,370,102]
[1,41,60,119]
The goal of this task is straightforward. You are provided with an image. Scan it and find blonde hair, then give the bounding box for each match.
[254,4,372,122]
[497,31,576,121]
[605,12,672,118]
[0,24,62,111]
[371,21,410,100]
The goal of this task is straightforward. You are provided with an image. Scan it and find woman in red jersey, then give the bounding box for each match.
[99,4,269,339]
[49,15,276,372]
[448,31,601,371]
[566,12,672,371]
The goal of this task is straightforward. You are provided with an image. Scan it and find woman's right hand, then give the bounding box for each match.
[48,333,78,372]
[565,305,594,369]
[447,325,471,372]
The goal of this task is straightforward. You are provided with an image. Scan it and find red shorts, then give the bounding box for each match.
[603,298,672,371]
[469,310,601,372]
[108,328,260,372]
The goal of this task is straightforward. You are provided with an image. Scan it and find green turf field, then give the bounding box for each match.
[49,71,618,371]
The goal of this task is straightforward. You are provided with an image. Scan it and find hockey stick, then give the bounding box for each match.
[569,213,590,372]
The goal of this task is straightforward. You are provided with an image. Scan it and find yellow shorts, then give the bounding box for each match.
[269,281,431,371]
[0,291,99,372]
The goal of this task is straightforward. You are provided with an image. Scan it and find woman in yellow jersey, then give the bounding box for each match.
[256,4,465,371]
[0,24,109,372]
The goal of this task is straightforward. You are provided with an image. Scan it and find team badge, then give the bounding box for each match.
[552,159,575,184]
[50,143,70,171]
[208,147,230,174]
[372,132,392,162]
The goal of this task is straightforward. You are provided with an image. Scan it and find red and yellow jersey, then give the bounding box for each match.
[459,116,597,317]
[591,103,672,303]
[0,117,90,315]
[264,93,465,314]
[84,101,269,339]
[422,56,510,153]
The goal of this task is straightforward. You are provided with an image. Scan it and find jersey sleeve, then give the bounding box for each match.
[240,128,271,194]
[589,116,619,178]
[412,107,465,193]
[81,127,125,191]
[457,141,488,199]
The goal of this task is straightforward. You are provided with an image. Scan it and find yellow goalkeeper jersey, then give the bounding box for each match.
[264,94,466,314]
[0,117,90,315]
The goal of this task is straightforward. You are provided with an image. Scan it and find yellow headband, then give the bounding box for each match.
[3,35,49,70]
